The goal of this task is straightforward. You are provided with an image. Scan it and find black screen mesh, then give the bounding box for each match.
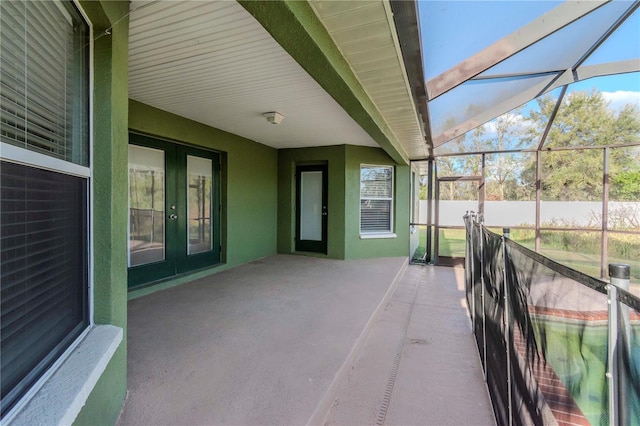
[464,215,639,426]
[617,289,640,426]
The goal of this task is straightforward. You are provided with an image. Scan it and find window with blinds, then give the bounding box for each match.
[360,165,394,233]
[0,162,89,416]
[1,0,89,166]
[0,0,90,418]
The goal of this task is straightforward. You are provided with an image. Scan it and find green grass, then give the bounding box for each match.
[421,227,640,285]
[411,227,468,261]
[411,225,429,262]
[438,228,467,257]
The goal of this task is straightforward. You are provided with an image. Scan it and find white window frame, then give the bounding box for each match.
[359,164,396,239]
[0,0,94,329]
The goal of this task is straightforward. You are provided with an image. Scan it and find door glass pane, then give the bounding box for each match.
[187,155,212,255]
[129,145,165,267]
[300,171,322,241]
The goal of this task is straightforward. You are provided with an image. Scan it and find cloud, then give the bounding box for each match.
[602,91,640,112]
[483,113,534,133]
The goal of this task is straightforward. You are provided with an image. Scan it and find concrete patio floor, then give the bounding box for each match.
[118,255,494,425]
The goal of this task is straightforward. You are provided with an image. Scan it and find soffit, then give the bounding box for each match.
[308,0,429,159]
[128,0,378,150]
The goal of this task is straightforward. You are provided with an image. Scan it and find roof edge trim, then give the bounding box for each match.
[388,0,433,159]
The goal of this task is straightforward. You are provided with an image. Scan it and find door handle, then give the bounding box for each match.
[169,213,178,220]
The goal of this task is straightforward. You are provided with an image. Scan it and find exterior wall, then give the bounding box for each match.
[128,100,279,287]
[277,146,346,259]
[74,1,130,424]
[277,145,409,261]
[345,145,410,259]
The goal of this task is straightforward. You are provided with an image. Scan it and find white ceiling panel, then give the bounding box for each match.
[128,1,378,150]
[309,0,428,159]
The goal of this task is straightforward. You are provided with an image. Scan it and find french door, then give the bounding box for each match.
[127,133,220,288]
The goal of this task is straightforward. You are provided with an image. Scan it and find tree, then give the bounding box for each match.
[525,90,640,201]
[435,131,483,200]
[471,109,533,200]
[612,169,640,201]
[434,89,640,203]
[436,108,534,201]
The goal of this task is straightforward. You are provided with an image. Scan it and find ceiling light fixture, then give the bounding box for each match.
[262,111,284,125]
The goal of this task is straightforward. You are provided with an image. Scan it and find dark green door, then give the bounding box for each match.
[295,164,328,254]
[127,133,220,288]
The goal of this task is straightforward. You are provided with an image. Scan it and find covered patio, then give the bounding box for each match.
[2,0,637,424]
[118,256,494,425]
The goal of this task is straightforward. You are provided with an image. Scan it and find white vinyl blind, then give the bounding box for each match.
[0,1,88,166]
[360,165,394,233]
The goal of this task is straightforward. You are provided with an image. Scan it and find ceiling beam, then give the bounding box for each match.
[539,59,640,96]
[574,59,640,82]
[426,1,609,101]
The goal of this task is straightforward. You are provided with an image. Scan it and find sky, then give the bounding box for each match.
[418,1,564,79]
[418,1,639,83]
[418,0,640,135]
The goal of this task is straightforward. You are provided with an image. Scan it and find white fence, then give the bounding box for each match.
[419,200,640,228]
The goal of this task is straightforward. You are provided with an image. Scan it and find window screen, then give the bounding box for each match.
[0,0,90,417]
[360,165,394,233]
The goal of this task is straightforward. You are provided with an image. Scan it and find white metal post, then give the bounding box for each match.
[608,263,630,426]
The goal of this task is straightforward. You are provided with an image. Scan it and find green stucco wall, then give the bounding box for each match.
[277,146,346,259]
[73,348,126,426]
[128,100,279,280]
[74,1,129,425]
[345,146,410,259]
[277,145,409,261]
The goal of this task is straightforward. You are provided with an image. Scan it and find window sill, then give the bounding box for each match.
[7,325,123,426]
[360,233,397,239]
